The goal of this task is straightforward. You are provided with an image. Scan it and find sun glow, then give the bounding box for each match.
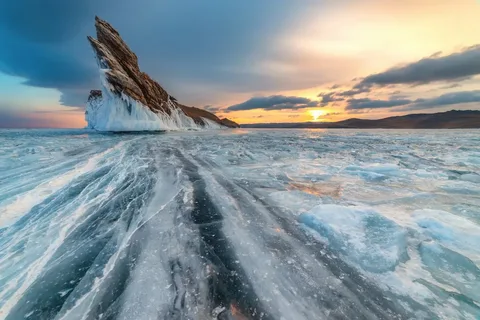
[310,109,325,121]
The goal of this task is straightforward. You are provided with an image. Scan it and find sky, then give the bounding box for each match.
[0,0,480,127]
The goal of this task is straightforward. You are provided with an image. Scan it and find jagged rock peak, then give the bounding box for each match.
[86,16,239,129]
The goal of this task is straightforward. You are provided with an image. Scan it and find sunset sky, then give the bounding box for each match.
[1,0,480,127]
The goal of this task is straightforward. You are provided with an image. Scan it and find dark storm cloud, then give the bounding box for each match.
[345,98,412,110]
[0,0,306,107]
[226,95,320,112]
[357,45,480,87]
[0,0,97,43]
[0,0,103,106]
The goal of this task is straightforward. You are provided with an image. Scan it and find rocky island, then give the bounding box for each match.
[85,17,238,131]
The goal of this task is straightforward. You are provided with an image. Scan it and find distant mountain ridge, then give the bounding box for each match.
[241,110,480,129]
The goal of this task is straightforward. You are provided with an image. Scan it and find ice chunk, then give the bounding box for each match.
[460,173,480,184]
[452,204,480,224]
[413,209,480,262]
[415,279,480,319]
[440,182,480,195]
[268,190,322,215]
[419,241,480,302]
[419,242,480,301]
[299,205,409,273]
[344,163,402,181]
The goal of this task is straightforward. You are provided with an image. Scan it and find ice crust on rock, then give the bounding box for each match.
[84,17,237,132]
[85,81,222,132]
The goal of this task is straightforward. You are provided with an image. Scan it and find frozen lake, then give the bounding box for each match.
[0,128,479,319]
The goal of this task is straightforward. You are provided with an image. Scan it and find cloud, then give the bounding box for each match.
[403,90,480,110]
[345,98,412,110]
[317,92,345,104]
[0,0,98,43]
[317,86,371,105]
[0,0,316,108]
[429,51,443,58]
[441,83,462,90]
[226,95,320,112]
[337,86,372,97]
[0,0,104,106]
[357,45,480,87]
[343,90,480,111]
[202,105,220,112]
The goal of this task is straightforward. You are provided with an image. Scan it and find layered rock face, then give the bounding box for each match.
[85,16,239,131]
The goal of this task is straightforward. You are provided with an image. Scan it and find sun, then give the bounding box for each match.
[309,110,325,121]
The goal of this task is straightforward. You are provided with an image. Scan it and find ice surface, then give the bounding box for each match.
[299,205,409,273]
[419,241,480,302]
[413,209,480,262]
[0,128,479,319]
[344,163,403,181]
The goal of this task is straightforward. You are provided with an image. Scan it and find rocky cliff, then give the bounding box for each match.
[85,16,238,131]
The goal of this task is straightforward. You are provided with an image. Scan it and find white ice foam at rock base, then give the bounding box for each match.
[85,67,224,132]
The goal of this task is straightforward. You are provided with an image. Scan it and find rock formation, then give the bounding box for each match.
[85,16,239,131]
